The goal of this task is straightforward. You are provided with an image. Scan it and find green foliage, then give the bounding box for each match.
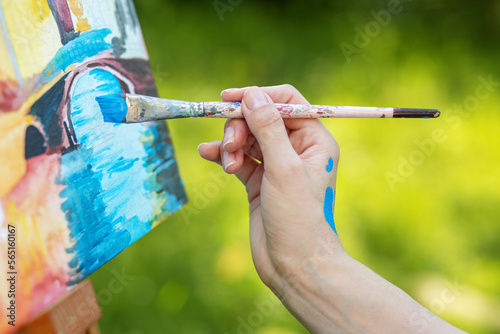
[91,0,500,333]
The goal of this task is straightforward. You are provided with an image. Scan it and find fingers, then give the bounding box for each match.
[198,141,222,164]
[241,87,299,171]
[223,118,264,162]
[219,140,244,173]
[223,118,249,153]
[198,141,260,185]
[223,85,327,136]
[205,84,335,182]
[222,84,308,104]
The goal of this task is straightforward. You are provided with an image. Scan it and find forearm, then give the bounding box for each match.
[204,85,465,333]
[274,253,465,334]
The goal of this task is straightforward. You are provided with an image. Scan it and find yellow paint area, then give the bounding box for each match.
[2,0,62,80]
[0,71,66,197]
[0,112,27,197]
[24,0,53,21]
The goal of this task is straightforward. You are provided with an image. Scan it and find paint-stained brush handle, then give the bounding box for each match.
[97,94,440,123]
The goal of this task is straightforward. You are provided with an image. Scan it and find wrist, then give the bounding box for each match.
[269,231,348,300]
[268,249,355,333]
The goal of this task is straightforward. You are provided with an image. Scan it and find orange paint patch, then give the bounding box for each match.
[68,0,91,32]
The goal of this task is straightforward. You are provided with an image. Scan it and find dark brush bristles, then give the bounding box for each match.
[393,108,440,118]
[96,94,127,123]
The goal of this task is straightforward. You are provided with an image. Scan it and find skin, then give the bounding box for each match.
[198,85,466,334]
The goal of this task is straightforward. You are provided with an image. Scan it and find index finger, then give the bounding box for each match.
[223,85,326,132]
[221,84,309,105]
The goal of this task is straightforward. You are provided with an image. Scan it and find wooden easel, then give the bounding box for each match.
[18,280,101,334]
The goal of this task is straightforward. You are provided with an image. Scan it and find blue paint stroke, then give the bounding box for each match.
[323,187,337,234]
[58,69,185,283]
[36,29,113,90]
[141,123,186,221]
[96,94,128,123]
[326,156,334,172]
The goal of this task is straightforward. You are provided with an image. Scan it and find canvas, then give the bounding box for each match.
[0,0,186,331]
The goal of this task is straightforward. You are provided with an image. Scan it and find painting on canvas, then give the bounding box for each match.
[0,0,186,330]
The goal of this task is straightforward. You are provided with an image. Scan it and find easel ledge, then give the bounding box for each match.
[18,280,101,334]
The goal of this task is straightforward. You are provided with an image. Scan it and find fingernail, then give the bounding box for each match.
[245,87,269,110]
[223,127,235,150]
[197,143,205,153]
[221,88,236,96]
[223,150,236,171]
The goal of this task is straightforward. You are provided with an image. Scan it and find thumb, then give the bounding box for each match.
[242,87,297,170]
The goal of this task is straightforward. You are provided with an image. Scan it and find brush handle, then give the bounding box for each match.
[123,94,440,122]
[202,102,440,118]
[202,102,395,118]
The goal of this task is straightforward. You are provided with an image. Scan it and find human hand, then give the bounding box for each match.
[198,85,345,294]
[199,85,466,333]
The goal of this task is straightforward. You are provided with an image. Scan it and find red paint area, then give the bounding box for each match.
[0,79,25,112]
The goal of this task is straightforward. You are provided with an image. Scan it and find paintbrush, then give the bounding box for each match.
[95,93,440,123]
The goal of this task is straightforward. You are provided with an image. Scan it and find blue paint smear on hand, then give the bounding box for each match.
[323,187,337,234]
[324,156,337,233]
[326,156,334,172]
[58,69,184,283]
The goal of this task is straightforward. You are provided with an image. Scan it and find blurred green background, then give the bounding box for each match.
[92,0,500,333]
